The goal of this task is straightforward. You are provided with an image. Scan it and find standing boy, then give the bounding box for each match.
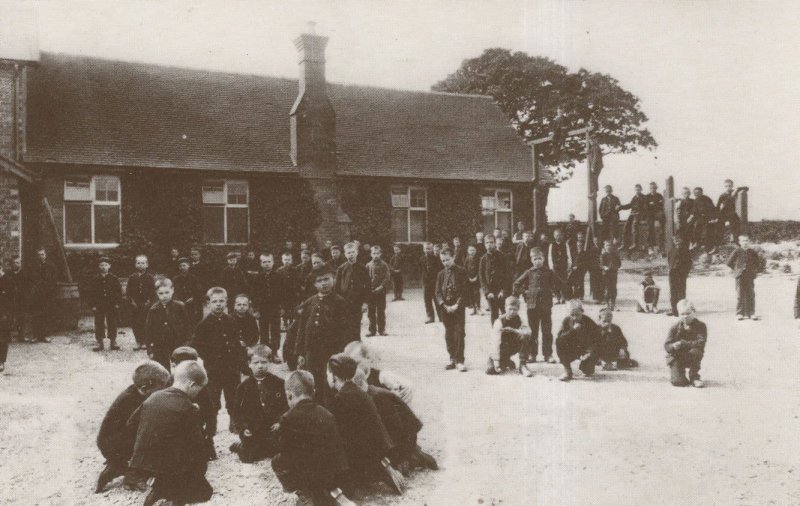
[598,185,622,243]
[294,264,350,402]
[173,257,204,325]
[389,244,404,301]
[717,180,746,244]
[513,232,535,279]
[189,247,214,293]
[145,278,191,370]
[336,243,370,341]
[278,251,301,330]
[366,245,391,337]
[479,235,512,324]
[254,253,283,352]
[668,237,692,316]
[568,233,588,301]
[130,360,213,505]
[548,228,573,303]
[219,252,248,312]
[726,234,763,320]
[87,257,123,352]
[435,247,469,372]
[665,299,707,387]
[464,245,482,316]
[600,239,621,310]
[419,242,442,324]
[513,247,555,364]
[8,256,26,341]
[126,254,155,351]
[232,295,260,347]
[95,361,170,493]
[30,247,58,343]
[688,187,717,252]
[645,182,665,251]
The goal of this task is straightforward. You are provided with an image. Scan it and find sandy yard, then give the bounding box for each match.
[2,270,800,506]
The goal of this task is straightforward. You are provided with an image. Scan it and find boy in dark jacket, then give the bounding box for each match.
[464,245,482,316]
[232,345,288,463]
[726,234,764,320]
[170,346,218,460]
[130,360,213,505]
[335,243,370,341]
[87,256,123,352]
[126,254,155,351]
[665,299,707,387]
[254,253,283,353]
[556,300,601,382]
[173,257,204,325]
[389,244,404,301]
[95,361,170,493]
[600,240,622,310]
[232,294,260,348]
[435,247,469,372]
[220,252,248,312]
[192,287,246,433]
[145,278,191,370]
[596,307,638,370]
[513,247,555,364]
[479,235,512,324]
[668,237,693,316]
[419,242,443,324]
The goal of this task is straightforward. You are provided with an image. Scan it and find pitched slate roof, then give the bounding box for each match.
[25,53,532,182]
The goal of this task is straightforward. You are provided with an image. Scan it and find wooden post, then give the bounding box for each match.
[736,188,749,234]
[663,176,675,256]
[586,131,598,246]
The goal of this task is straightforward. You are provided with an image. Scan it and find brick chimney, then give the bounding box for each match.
[289,24,351,243]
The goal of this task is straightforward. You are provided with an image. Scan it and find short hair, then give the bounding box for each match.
[260,252,274,260]
[553,228,563,234]
[649,181,658,187]
[604,185,612,191]
[226,252,238,260]
[693,186,703,192]
[206,286,227,301]
[677,299,695,313]
[440,247,454,257]
[314,263,337,279]
[234,294,250,303]
[344,340,372,362]
[174,360,208,386]
[724,179,733,184]
[135,254,148,262]
[300,249,311,257]
[331,245,342,252]
[371,245,381,252]
[603,238,614,245]
[171,346,199,363]
[598,306,613,317]
[484,235,496,242]
[529,247,544,258]
[155,278,173,290]
[634,184,642,189]
[328,353,358,381]
[282,251,293,258]
[344,242,358,251]
[248,344,272,361]
[311,252,324,260]
[568,299,584,312]
[505,295,520,308]
[423,242,432,247]
[132,361,170,388]
[351,367,368,388]
[285,370,315,397]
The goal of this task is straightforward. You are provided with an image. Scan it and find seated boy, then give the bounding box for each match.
[635,271,661,313]
[665,299,707,388]
[170,346,218,460]
[343,340,413,403]
[352,366,437,477]
[95,360,170,493]
[130,360,214,506]
[327,353,405,495]
[232,294,260,348]
[272,370,353,506]
[232,344,288,463]
[555,300,601,382]
[486,296,534,377]
[596,307,639,370]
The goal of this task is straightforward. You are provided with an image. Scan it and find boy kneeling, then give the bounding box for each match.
[272,370,354,506]
[232,344,288,463]
[485,296,534,377]
[665,299,707,388]
[556,300,600,382]
[596,307,639,371]
[95,360,170,493]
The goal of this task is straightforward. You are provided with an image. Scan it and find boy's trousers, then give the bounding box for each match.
[568,268,586,300]
[589,268,603,302]
[238,430,279,463]
[736,276,756,317]
[94,307,118,343]
[367,292,386,334]
[423,282,437,321]
[669,350,703,386]
[527,307,553,359]
[603,271,618,305]
[207,372,239,428]
[555,335,597,375]
[131,305,147,346]
[391,272,403,300]
[669,270,687,313]
[440,306,465,363]
[151,472,213,505]
[485,293,504,324]
[260,309,282,351]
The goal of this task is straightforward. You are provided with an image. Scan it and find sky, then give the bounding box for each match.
[3,0,799,220]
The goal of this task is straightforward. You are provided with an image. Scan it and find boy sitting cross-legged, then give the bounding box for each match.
[485,296,534,377]
[231,344,289,463]
[596,307,639,371]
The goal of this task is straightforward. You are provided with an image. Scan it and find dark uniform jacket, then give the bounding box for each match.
[366,258,391,292]
[513,266,554,310]
[277,265,301,312]
[549,241,572,274]
[689,195,716,221]
[7,269,26,311]
[85,273,123,309]
[126,271,155,309]
[367,385,422,454]
[599,194,622,221]
[219,265,248,300]
[464,255,480,281]
[232,312,260,348]
[664,319,707,364]
[129,387,208,478]
[726,248,763,279]
[675,198,693,229]
[192,312,245,379]
[717,190,738,218]
[598,324,629,359]
[329,382,393,476]
[253,269,283,315]
[189,261,215,292]
[514,242,534,277]
[668,246,692,275]
[145,300,191,353]
[334,261,370,307]
[479,250,511,296]
[294,293,349,373]
[557,315,601,354]
[601,251,621,272]
[646,192,665,218]
[419,253,443,287]
[277,398,349,491]
[434,265,468,309]
[620,193,647,216]
[234,374,288,436]
[97,384,144,463]
[173,272,203,306]
[388,254,403,274]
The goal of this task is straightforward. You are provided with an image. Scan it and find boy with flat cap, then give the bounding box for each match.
[86,256,123,352]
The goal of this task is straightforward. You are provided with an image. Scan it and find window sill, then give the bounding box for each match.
[64,243,120,250]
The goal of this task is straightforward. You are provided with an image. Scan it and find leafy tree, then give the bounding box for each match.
[433,48,656,183]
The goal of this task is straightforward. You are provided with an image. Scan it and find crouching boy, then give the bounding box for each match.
[555,300,600,382]
[485,296,533,377]
[95,360,170,493]
[635,271,661,313]
[272,370,354,506]
[665,299,707,388]
[232,345,288,463]
[130,360,214,505]
[596,307,638,370]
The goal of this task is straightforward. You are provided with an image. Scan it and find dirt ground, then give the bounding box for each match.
[2,269,800,505]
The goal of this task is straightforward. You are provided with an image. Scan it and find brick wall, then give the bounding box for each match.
[0,173,21,258]
[0,63,15,158]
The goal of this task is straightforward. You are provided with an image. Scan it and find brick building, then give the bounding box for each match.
[0,30,532,277]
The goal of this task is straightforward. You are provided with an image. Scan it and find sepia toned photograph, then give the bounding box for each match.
[1,1,799,504]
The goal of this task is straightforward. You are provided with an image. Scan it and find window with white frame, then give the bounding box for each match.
[202,180,249,244]
[481,189,513,234]
[391,186,427,243]
[64,175,121,246]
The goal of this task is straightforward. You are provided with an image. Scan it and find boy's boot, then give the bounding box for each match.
[381,457,406,495]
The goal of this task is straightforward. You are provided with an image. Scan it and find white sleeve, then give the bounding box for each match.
[379,370,414,404]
